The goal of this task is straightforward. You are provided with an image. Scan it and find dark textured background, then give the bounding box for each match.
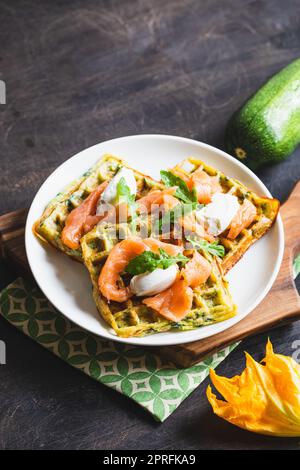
[0,0,300,450]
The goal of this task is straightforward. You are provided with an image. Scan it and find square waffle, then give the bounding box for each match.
[170,158,280,274]
[81,223,237,338]
[33,154,163,260]
[34,154,278,338]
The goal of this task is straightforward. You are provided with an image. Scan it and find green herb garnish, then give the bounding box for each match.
[116,176,138,231]
[293,253,300,280]
[155,202,202,234]
[186,236,225,258]
[125,248,189,276]
[160,170,197,204]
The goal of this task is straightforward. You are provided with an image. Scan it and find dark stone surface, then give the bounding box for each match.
[0,0,299,450]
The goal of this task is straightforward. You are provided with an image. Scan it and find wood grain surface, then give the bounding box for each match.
[1,0,300,450]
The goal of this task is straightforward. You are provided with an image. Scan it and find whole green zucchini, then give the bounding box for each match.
[225,58,300,170]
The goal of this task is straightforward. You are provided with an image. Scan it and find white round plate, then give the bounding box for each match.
[25,135,284,346]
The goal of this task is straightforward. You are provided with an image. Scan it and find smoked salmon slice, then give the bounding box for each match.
[187,168,222,204]
[83,215,103,234]
[98,238,184,303]
[143,278,193,322]
[177,211,215,242]
[61,181,108,250]
[227,199,256,239]
[98,238,148,302]
[154,193,179,212]
[137,187,178,214]
[142,249,212,321]
[99,201,130,225]
[137,190,162,214]
[143,238,183,256]
[182,251,212,288]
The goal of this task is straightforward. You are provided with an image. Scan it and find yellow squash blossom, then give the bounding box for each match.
[206,340,300,437]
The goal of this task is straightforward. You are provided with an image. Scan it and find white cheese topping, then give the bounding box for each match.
[130,265,178,297]
[196,193,240,236]
[98,167,137,211]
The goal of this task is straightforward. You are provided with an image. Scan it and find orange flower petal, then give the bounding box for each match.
[206,340,300,437]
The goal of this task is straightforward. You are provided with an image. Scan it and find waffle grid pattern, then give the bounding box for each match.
[81,223,237,338]
[34,154,162,260]
[33,155,279,338]
[171,158,280,274]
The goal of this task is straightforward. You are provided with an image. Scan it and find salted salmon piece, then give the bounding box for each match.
[227,199,257,239]
[137,187,177,214]
[61,181,108,250]
[177,211,215,242]
[99,238,148,302]
[182,251,212,288]
[98,237,183,303]
[154,193,179,211]
[137,190,162,214]
[187,169,222,204]
[83,215,103,234]
[143,238,183,256]
[142,247,212,320]
[143,278,193,322]
[99,201,130,225]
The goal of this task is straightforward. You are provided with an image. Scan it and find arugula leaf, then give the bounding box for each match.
[116,176,136,206]
[293,253,300,280]
[187,236,225,258]
[116,177,138,231]
[155,202,201,234]
[157,248,189,267]
[160,170,197,204]
[125,248,189,276]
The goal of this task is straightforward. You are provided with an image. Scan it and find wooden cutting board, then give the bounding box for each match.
[1,182,300,367]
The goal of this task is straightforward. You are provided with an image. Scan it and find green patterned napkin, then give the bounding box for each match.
[0,277,237,422]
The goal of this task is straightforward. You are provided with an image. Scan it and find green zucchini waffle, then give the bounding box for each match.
[33,154,279,339]
[80,225,237,338]
[170,158,280,274]
[33,154,163,260]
